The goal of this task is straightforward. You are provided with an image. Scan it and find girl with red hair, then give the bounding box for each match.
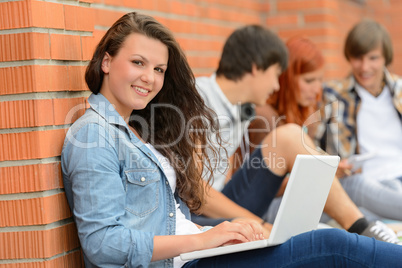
[266,35,324,127]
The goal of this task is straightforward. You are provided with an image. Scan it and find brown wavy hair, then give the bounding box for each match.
[85,12,222,212]
[344,18,393,66]
[268,36,324,125]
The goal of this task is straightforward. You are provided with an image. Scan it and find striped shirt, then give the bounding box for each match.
[311,69,402,159]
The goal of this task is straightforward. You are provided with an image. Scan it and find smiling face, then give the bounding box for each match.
[348,46,385,95]
[297,67,324,108]
[100,33,168,119]
[250,63,282,106]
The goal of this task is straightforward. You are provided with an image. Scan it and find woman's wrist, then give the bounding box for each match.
[199,226,213,232]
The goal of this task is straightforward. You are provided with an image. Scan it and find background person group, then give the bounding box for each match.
[245,20,402,242]
[192,20,402,244]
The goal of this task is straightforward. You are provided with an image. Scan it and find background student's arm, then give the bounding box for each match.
[198,181,259,220]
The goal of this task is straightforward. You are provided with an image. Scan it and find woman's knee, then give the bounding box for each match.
[295,228,353,249]
[265,123,302,142]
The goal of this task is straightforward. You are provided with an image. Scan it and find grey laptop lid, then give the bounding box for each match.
[180,154,340,261]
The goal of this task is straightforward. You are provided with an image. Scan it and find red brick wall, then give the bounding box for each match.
[1,0,401,266]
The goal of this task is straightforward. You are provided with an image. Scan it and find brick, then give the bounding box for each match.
[278,27,341,40]
[260,2,271,12]
[35,65,70,93]
[92,29,106,48]
[368,0,392,11]
[0,97,87,129]
[266,14,299,27]
[0,163,62,195]
[163,18,234,36]
[0,223,80,259]
[64,5,94,32]
[81,35,96,61]
[0,33,50,62]
[104,0,125,6]
[204,0,261,11]
[389,0,402,6]
[53,97,89,126]
[236,0,262,11]
[80,29,105,62]
[154,0,171,13]
[338,1,365,18]
[304,13,339,25]
[94,9,125,28]
[176,37,224,52]
[187,55,219,70]
[67,66,88,91]
[170,1,184,15]
[122,0,156,10]
[1,250,84,268]
[30,0,65,29]
[277,0,339,11]
[0,1,30,30]
[0,99,53,129]
[0,66,34,95]
[0,193,72,227]
[0,65,89,95]
[50,34,82,60]
[202,6,260,24]
[0,129,66,161]
[183,2,198,17]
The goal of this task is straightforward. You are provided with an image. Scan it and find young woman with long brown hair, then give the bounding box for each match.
[61,13,402,267]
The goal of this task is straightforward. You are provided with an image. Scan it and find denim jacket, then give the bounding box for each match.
[62,93,190,267]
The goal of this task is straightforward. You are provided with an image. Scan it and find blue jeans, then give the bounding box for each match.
[340,174,402,221]
[183,228,402,267]
[192,148,285,225]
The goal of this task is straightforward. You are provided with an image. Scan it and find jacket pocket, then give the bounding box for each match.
[125,169,160,217]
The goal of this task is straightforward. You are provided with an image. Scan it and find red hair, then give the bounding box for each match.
[268,36,324,126]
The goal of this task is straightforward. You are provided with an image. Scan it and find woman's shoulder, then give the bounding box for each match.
[62,108,121,153]
[67,108,107,136]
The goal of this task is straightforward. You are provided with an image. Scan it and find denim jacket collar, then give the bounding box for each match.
[88,93,167,172]
[88,93,128,128]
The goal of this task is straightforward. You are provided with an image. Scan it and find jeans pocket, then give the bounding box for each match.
[125,169,160,217]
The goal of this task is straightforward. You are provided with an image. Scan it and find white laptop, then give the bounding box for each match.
[180,154,340,261]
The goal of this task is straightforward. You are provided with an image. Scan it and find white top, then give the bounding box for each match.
[355,84,402,181]
[145,144,201,268]
[196,73,251,191]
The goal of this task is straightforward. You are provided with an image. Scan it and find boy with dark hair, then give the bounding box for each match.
[216,25,288,81]
[194,24,401,244]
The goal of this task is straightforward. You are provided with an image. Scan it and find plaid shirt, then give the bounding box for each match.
[311,69,402,159]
